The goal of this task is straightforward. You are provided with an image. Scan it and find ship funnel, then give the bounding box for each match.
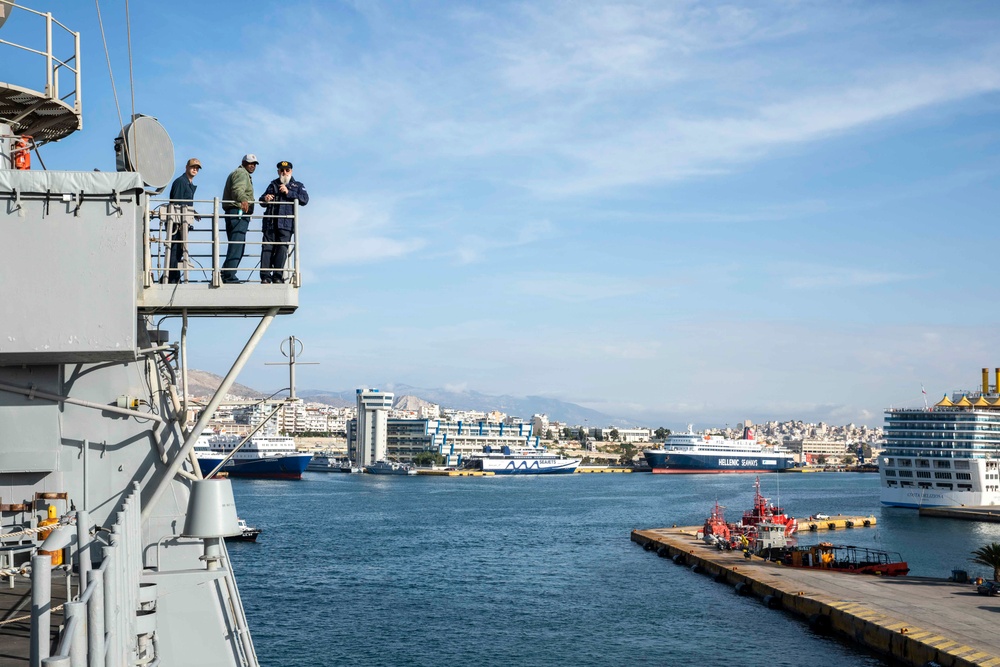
[983,368,989,395]
[994,368,999,396]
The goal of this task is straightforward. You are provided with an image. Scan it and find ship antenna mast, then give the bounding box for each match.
[265,335,318,401]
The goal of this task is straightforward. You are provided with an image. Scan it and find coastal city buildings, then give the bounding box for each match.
[191,387,883,465]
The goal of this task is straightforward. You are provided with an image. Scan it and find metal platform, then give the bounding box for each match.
[0,3,83,146]
[0,82,81,145]
[139,283,298,315]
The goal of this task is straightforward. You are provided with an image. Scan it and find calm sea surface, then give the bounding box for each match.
[226,472,1000,666]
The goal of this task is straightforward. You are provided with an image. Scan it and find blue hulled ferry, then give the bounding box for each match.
[643,425,795,474]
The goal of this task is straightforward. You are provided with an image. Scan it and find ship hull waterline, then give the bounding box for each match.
[196,453,313,480]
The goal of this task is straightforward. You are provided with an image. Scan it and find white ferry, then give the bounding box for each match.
[463,445,581,474]
[881,369,1000,508]
[195,431,313,479]
[643,425,795,474]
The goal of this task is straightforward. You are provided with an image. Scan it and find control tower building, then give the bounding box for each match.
[354,388,394,465]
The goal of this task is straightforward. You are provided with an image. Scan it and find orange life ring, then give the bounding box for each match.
[13,136,31,170]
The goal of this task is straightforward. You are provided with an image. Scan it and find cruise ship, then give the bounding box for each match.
[463,445,581,474]
[195,431,313,479]
[643,424,795,474]
[880,368,1000,508]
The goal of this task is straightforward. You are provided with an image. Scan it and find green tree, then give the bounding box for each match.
[619,442,637,466]
[843,455,856,467]
[609,428,620,442]
[545,428,554,440]
[654,427,670,440]
[594,430,604,442]
[562,427,572,439]
[972,543,1000,581]
[413,451,445,467]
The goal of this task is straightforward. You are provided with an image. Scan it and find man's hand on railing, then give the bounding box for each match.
[240,201,249,213]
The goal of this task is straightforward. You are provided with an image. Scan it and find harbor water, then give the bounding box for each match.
[226,472,998,666]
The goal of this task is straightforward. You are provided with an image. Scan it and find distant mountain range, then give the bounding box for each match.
[296,384,627,426]
[188,371,627,426]
[186,370,265,399]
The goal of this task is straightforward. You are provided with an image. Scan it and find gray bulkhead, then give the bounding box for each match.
[0,169,256,666]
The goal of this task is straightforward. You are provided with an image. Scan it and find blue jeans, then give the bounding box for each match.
[222,209,249,282]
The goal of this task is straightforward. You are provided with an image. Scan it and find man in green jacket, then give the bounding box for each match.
[221,154,258,283]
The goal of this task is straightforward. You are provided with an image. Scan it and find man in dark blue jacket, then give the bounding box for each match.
[165,157,201,283]
[259,160,309,284]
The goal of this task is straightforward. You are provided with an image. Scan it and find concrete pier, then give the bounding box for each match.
[919,506,1000,523]
[632,526,1000,667]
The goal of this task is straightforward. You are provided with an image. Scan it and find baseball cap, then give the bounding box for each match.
[277,160,293,170]
[242,153,259,165]
[186,158,202,169]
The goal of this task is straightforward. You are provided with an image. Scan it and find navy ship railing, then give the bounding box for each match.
[0,1,82,146]
[144,197,300,288]
[33,483,145,667]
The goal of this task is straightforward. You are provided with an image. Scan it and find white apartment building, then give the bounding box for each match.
[355,388,394,465]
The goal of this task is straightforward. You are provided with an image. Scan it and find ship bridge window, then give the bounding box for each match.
[898,470,913,477]
[918,482,932,489]
[901,481,914,487]
[958,484,973,491]
[885,458,895,466]
[898,459,913,467]
[887,480,898,487]
[916,459,930,468]
[934,472,952,479]
[937,482,953,490]
[916,471,931,479]
[956,472,972,480]
[884,469,896,477]
[934,460,952,469]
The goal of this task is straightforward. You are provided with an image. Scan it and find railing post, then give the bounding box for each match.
[212,197,221,288]
[76,510,90,589]
[31,554,53,667]
[102,544,120,667]
[293,199,300,287]
[73,30,81,113]
[44,13,53,98]
[87,569,104,667]
[65,601,87,667]
[142,204,152,288]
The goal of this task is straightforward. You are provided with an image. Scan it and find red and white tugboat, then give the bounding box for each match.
[740,476,797,536]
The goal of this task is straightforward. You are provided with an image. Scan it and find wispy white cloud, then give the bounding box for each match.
[301,195,425,267]
[775,264,918,290]
[186,1,1000,203]
[511,271,647,302]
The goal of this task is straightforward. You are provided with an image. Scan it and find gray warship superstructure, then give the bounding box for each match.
[0,3,300,665]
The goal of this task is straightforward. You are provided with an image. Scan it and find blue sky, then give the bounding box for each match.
[15,1,1000,428]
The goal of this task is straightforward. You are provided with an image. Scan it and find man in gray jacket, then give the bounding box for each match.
[221,153,258,283]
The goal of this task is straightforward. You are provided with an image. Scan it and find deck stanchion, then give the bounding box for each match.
[31,554,53,666]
